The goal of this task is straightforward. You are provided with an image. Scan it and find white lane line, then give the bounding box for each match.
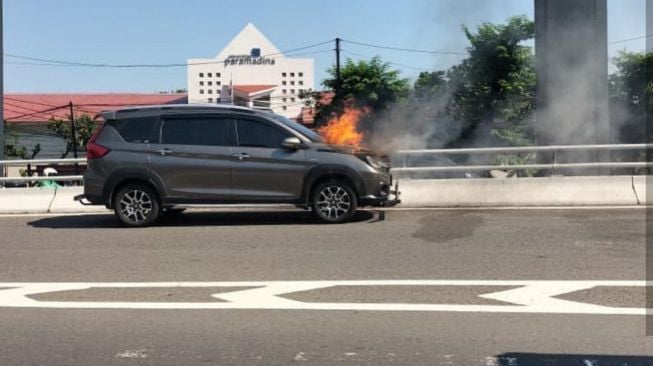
[0,280,648,314]
[115,349,148,359]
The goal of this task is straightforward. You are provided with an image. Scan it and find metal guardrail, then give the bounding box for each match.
[394,162,653,173]
[0,144,650,183]
[0,158,86,183]
[395,143,653,155]
[392,143,651,173]
[0,175,84,183]
[0,158,86,166]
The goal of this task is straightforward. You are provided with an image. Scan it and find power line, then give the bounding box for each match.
[342,50,433,72]
[5,101,53,114]
[341,39,466,56]
[346,36,653,52]
[4,105,68,121]
[4,40,334,69]
[6,96,176,110]
[5,61,74,67]
[70,105,104,116]
[4,97,102,116]
[5,96,61,108]
[4,107,31,116]
[609,34,653,44]
[5,48,333,68]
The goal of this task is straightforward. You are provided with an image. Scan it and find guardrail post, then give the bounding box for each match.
[26,163,32,185]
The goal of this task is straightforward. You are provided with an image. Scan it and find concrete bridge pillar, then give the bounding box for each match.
[535,0,610,170]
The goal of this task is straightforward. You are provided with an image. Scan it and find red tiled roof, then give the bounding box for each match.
[232,85,276,95]
[4,93,187,123]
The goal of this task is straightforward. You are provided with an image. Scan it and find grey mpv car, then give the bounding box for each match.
[76,104,399,226]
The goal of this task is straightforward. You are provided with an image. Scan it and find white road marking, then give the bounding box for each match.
[115,349,147,359]
[293,352,307,361]
[0,280,648,314]
[485,356,499,366]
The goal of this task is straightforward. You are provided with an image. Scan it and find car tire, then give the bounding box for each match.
[311,181,358,223]
[113,183,161,227]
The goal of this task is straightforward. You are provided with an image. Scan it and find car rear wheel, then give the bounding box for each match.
[311,181,357,223]
[114,184,160,227]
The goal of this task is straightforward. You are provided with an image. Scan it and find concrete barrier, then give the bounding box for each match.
[399,176,647,207]
[0,187,56,214]
[48,187,108,213]
[0,176,649,214]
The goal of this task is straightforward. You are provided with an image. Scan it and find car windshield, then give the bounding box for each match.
[262,112,324,143]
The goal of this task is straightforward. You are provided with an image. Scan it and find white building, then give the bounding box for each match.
[187,23,315,120]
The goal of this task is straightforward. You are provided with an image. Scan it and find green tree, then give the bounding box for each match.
[385,16,536,174]
[47,113,100,158]
[313,56,410,125]
[609,51,652,143]
[413,71,448,99]
[608,51,651,173]
[3,121,41,159]
[447,15,536,147]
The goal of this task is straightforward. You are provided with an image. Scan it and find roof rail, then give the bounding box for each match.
[102,103,258,119]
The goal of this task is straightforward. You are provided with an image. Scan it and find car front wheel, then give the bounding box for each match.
[114,184,160,227]
[311,181,358,223]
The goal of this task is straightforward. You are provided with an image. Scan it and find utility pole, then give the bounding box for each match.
[0,0,4,169]
[335,38,341,97]
[68,102,80,175]
[644,0,653,175]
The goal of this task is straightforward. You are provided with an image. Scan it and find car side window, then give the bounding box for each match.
[161,117,231,146]
[235,118,290,148]
[109,117,159,143]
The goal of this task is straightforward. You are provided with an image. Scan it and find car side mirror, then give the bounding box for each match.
[281,136,303,150]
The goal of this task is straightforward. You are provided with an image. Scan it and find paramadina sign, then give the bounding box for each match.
[224,55,276,67]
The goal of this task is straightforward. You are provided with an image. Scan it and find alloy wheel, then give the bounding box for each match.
[118,189,154,224]
[316,185,352,221]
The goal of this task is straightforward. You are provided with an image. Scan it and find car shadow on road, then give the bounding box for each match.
[496,353,653,365]
[27,210,379,229]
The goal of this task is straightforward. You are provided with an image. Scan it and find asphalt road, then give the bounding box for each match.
[0,208,651,365]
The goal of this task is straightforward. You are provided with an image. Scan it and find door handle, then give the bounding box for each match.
[157,148,173,156]
[231,152,250,161]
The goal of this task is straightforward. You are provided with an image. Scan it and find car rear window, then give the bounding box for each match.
[161,117,231,146]
[109,117,159,144]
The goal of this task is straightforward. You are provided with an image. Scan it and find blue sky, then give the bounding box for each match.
[3,0,647,93]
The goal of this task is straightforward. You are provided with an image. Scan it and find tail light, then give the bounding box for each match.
[86,124,110,159]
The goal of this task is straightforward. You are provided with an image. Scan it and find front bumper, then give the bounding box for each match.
[359,181,401,207]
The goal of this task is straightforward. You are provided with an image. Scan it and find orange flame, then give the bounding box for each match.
[318,107,367,147]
